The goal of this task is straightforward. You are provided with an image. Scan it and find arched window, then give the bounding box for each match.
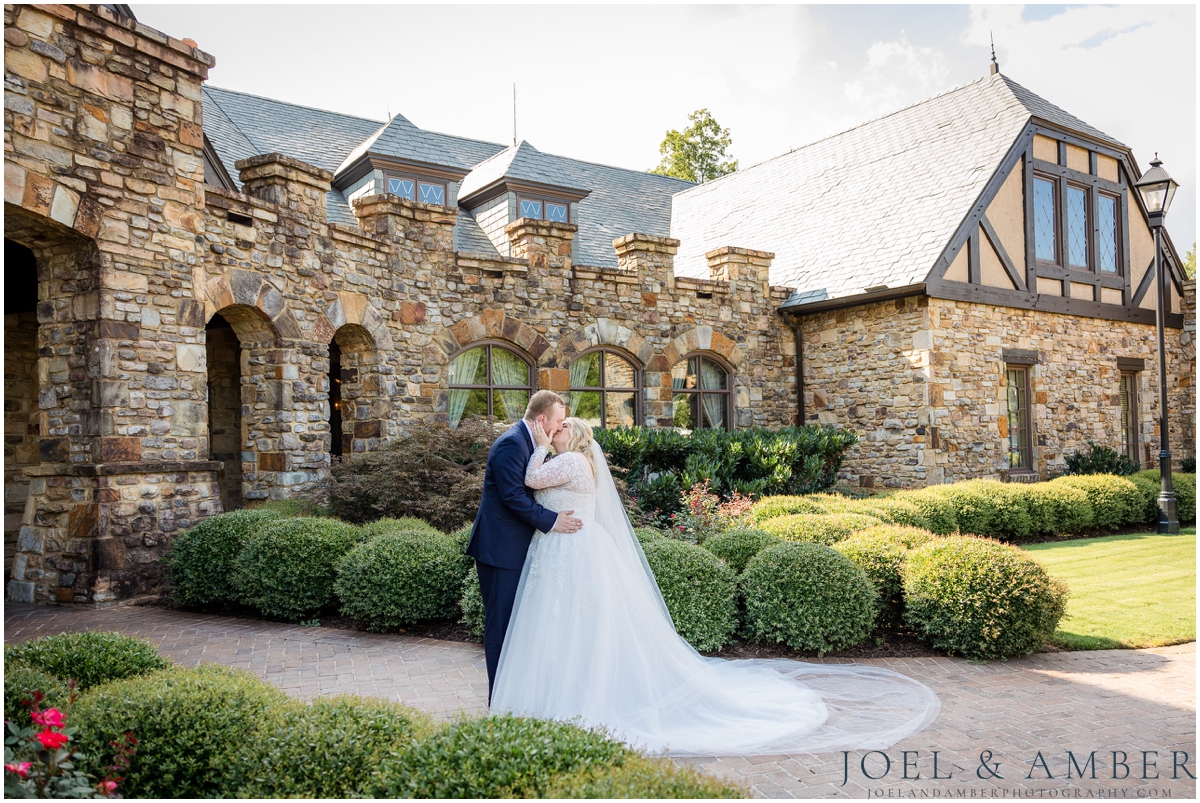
[447,342,533,428]
[566,349,641,428]
[671,354,732,431]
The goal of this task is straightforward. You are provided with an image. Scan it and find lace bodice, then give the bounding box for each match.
[526,447,596,522]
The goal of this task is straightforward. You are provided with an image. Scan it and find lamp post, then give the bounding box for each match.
[1133,156,1180,534]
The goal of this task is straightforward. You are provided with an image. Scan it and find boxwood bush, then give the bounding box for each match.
[847,496,931,530]
[740,541,876,653]
[232,695,434,798]
[459,571,485,642]
[757,512,881,546]
[894,487,959,535]
[914,483,1002,538]
[234,517,366,620]
[748,495,828,522]
[1050,475,1144,530]
[641,539,738,651]
[168,508,282,608]
[362,516,442,537]
[368,715,631,798]
[542,753,746,798]
[1023,482,1095,536]
[336,530,469,630]
[832,525,934,632]
[902,536,1068,659]
[72,665,287,799]
[956,480,1033,541]
[701,527,780,574]
[4,631,170,691]
[3,663,70,727]
[1132,470,1196,524]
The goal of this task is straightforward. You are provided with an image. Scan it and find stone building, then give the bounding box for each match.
[4,5,1193,605]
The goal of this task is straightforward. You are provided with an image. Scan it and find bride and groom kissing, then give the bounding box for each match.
[465,390,941,756]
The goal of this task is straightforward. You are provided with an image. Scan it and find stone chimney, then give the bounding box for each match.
[706,246,774,298]
[613,233,679,294]
[506,219,576,269]
[236,153,332,221]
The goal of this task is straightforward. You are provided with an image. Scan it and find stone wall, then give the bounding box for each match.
[4,311,39,574]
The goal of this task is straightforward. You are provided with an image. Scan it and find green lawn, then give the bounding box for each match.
[1023,527,1196,650]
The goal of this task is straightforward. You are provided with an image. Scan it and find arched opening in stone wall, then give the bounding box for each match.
[329,324,382,456]
[4,238,40,578]
[205,313,243,512]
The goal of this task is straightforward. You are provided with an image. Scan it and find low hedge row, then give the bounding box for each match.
[3,637,741,800]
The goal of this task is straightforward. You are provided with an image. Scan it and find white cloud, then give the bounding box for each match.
[843,33,952,118]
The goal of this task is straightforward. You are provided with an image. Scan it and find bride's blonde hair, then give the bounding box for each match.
[560,417,595,475]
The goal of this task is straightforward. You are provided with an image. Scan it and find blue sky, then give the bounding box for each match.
[135,4,1196,251]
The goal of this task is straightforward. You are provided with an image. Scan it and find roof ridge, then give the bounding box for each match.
[201,86,263,157]
[529,144,695,186]
[203,84,387,126]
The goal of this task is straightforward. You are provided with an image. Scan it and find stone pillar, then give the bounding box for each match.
[706,246,774,298]
[614,233,679,296]
[236,153,332,220]
[506,219,576,270]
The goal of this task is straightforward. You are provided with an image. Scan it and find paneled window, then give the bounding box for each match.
[1066,184,1089,269]
[1119,372,1139,465]
[518,195,570,224]
[386,174,447,206]
[1034,176,1057,263]
[566,350,640,428]
[447,343,532,429]
[1097,193,1120,274]
[1005,365,1033,471]
[671,355,731,431]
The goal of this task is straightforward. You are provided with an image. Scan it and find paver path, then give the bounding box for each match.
[5,604,1194,799]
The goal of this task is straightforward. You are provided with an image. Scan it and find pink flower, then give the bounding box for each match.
[5,762,32,778]
[36,729,69,750]
[31,708,65,728]
[97,780,119,795]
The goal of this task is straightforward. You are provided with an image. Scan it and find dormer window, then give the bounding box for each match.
[386,173,446,206]
[518,195,570,223]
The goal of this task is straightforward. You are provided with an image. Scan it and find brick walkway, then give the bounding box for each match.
[4,604,1194,799]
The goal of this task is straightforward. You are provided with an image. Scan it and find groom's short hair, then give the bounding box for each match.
[524,390,566,421]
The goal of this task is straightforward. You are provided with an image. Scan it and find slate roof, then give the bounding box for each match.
[335,114,505,175]
[457,141,590,199]
[668,72,1128,307]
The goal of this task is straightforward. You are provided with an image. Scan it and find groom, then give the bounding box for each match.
[466,390,582,702]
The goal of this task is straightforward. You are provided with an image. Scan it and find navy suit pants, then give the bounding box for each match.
[476,560,523,704]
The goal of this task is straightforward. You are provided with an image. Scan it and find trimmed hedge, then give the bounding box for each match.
[234,517,366,620]
[232,695,434,798]
[748,495,827,522]
[701,527,780,574]
[634,527,667,547]
[1023,482,1095,536]
[73,665,287,799]
[168,508,282,608]
[903,536,1068,659]
[362,517,442,537]
[3,662,70,727]
[1051,475,1144,530]
[336,530,469,630]
[757,512,881,546]
[846,496,931,530]
[832,526,932,631]
[542,753,746,798]
[895,487,959,535]
[368,714,631,798]
[1132,470,1196,524]
[459,571,485,642]
[740,542,876,653]
[4,631,170,691]
[641,539,738,651]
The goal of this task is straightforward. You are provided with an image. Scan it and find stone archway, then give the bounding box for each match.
[328,323,385,455]
[4,238,40,578]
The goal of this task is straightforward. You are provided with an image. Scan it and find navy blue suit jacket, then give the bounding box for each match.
[466,421,560,570]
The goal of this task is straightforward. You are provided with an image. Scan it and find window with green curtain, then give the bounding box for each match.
[447,343,531,428]
[670,355,730,431]
[566,350,639,428]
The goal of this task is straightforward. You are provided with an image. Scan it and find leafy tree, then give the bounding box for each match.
[1184,242,1196,279]
[649,109,737,183]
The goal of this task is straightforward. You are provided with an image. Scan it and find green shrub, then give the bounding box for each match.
[4,631,170,691]
[914,483,1003,538]
[846,496,931,530]
[336,531,468,630]
[853,524,937,550]
[368,715,630,798]
[234,517,365,620]
[72,665,287,799]
[542,753,747,798]
[257,498,325,517]
[1133,470,1197,524]
[641,539,738,651]
[1051,475,1144,530]
[459,571,485,643]
[449,524,473,567]
[701,527,780,574]
[758,512,881,546]
[748,495,827,522]
[902,536,1068,659]
[232,695,434,798]
[363,516,442,537]
[1063,441,1139,476]
[741,541,876,653]
[896,487,959,535]
[3,662,70,727]
[956,480,1033,542]
[1023,483,1096,535]
[832,528,929,631]
[1181,457,1196,474]
[634,526,666,547]
[168,508,282,608]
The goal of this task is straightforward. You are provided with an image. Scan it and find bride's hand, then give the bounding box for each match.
[532,419,552,448]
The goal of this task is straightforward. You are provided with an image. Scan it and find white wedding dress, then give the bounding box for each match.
[490,441,941,757]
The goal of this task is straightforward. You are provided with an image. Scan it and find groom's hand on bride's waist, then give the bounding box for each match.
[553,511,582,533]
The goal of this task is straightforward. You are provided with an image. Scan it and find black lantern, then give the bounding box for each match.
[1134,156,1179,221]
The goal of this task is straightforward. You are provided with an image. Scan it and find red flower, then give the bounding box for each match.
[31,708,65,728]
[97,780,120,796]
[5,762,32,778]
[36,729,70,750]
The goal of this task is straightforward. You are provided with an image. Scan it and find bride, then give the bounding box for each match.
[490,417,941,757]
